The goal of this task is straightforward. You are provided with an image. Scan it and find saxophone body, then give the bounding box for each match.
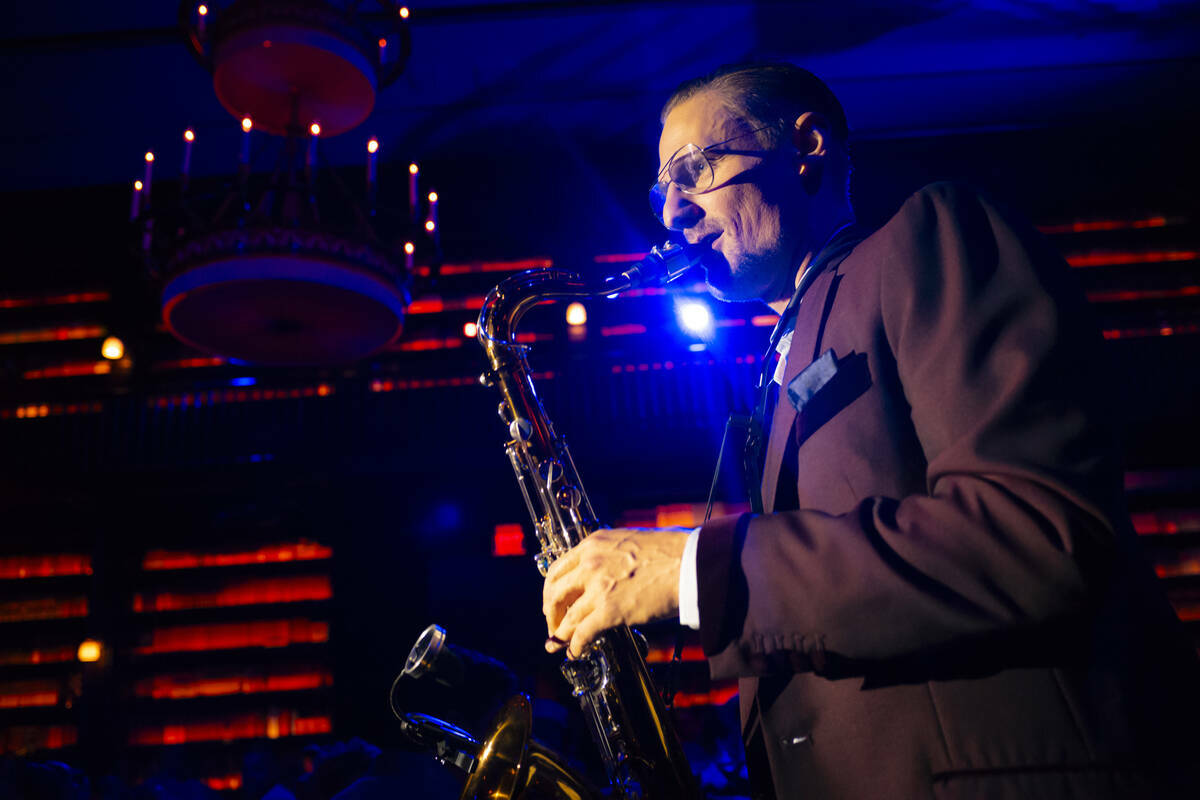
[473,243,700,799]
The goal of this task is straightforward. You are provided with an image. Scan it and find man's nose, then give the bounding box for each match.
[662,183,702,232]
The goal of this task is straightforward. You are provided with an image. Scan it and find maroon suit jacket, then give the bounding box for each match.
[696,183,1199,799]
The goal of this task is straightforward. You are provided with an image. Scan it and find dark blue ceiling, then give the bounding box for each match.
[3,0,1198,194]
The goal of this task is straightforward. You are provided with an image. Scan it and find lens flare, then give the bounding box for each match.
[676,300,714,337]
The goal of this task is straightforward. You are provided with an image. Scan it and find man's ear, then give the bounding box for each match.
[791,111,831,185]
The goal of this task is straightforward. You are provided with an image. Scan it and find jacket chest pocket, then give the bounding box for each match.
[786,349,872,449]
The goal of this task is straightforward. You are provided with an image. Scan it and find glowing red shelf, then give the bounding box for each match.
[142,541,331,571]
[0,554,92,580]
[133,575,331,612]
[133,670,333,700]
[135,619,329,654]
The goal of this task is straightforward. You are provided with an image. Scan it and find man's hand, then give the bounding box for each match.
[542,527,691,658]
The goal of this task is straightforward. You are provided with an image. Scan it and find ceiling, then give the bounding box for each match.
[3,0,1199,195]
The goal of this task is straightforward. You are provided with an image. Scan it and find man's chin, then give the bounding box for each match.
[703,264,760,303]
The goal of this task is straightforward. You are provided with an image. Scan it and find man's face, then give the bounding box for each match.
[658,91,803,303]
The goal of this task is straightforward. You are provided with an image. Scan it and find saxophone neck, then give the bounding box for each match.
[477,242,696,346]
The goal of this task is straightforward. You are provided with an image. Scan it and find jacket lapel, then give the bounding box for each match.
[760,267,838,514]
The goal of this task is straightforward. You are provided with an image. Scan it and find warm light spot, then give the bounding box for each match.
[428,191,438,203]
[403,242,415,254]
[198,4,208,15]
[144,151,154,163]
[309,122,321,136]
[565,302,587,326]
[424,220,436,232]
[378,38,387,48]
[367,138,379,154]
[399,7,410,19]
[408,163,419,174]
[77,640,102,663]
[101,336,125,360]
[463,322,478,338]
[134,180,143,191]
[242,117,253,132]
[262,39,272,48]
[183,129,195,142]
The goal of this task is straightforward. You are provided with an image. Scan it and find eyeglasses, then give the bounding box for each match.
[649,123,778,223]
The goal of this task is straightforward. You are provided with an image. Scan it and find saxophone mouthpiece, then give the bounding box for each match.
[614,242,696,291]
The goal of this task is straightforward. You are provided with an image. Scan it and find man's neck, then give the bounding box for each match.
[764,214,854,316]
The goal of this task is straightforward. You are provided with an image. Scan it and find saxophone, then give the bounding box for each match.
[469,242,701,799]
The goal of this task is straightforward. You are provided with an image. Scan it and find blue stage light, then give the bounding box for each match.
[676,300,714,337]
[230,377,256,386]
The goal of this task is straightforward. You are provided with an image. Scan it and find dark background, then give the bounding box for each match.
[1,0,1198,794]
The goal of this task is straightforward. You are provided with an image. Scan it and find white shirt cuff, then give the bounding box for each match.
[678,528,701,630]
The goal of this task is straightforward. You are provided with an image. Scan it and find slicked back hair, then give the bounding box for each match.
[661,62,849,150]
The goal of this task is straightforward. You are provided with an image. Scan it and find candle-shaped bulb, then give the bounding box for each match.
[241,116,253,132]
[367,138,379,154]
[428,191,438,203]
[183,129,195,142]
[130,180,143,220]
[145,151,154,163]
[310,122,321,136]
[399,7,410,19]
[425,220,436,232]
[408,163,419,175]
[378,38,387,49]
[404,242,415,255]
[198,4,208,15]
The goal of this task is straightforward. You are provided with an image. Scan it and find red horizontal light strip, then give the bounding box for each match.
[0,325,105,346]
[1102,323,1200,340]
[609,355,757,376]
[144,384,334,410]
[0,596,87,624]
[414,257,553,277]
[207,775,243,792]
[1036,216,1172,235]
[133,575,332,612]
[130,711,332,746]
[594,252,649,263]
[672,683,739,708]
[143,540,332,571]
[1172,601,1200,623]
[0,646,75,666]
[1131,510,1200,536]
[133,670,333,700]
[0,680,62,709]
[601,323,647,337]
[0,401,104,421]
[1066,250,1197,268]
[750,315,777,327]
[1,724,77,754]
[1155,555,1200,580]
[1086,286,1200,303]
[153,356,227,370]
[645,645,706,663]
[135,619,329,654]
[408,296,487,315]
[23,360,113,380]
[0,291,110,309]
[394,337,464,351]
[0,554,92,580]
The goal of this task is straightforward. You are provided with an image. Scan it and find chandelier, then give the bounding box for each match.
[130,1,432,365]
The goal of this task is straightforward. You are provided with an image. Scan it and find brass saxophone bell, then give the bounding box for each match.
[460,694,598,800]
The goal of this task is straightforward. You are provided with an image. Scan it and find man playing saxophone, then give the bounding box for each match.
[542,62,1199,799]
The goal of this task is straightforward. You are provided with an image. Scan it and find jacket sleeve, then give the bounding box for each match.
[697,183,1122,680]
